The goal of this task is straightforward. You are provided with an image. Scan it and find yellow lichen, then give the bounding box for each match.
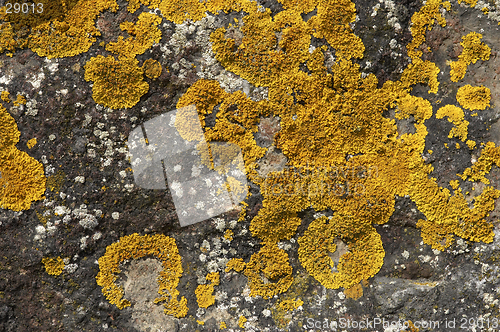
[458,142,500,184]
[95,233,188,318]
[84,55,149,109]
[42,256,65,276]
[466,140,476,150]
[27,138,37,149]
[195,272,220,308]
[244,243,293,299]
[27,0,119,58]
[238,315,247,329]
[224,229,234,241]
[166,0,500,293]
[174,104,205,142]
[449,32,490,82]
[344,282,363,300]
[105,12,162,58]
[225,258,246,272]
[406,0,450,60]
[0,90,10,102]
[449,180,460,190]
[298,216,384,289]
[277,298,304,311]
[0,104,46,211]
[13,94,26,106]
[458,0,478,7]
[143,58,162,79]
[435,105,469,141]
[220,321,227,329]
[456,85,491,110]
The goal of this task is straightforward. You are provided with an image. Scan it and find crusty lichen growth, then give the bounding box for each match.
[243,243,293,299]
[0,104,46,211]
[42,256,65,276]
[27,138,37,149]
[170,0,500,292]
[27,0,119,58]
[344,282,363,300]
[0,91,10,102]
[449,32,490,82]
[406,0,450,60]
[436,105,469,141]
[105,12,162,58]
[456,85,491,110]
[277,298,303,311]
[142,58,162,79]
[238,315,247,329]
[84,55,149,109]
[225,258,246,272]
[458,142,500,184]
[96,233,188,318]
[195,272,220,308]
[298,216,384,289]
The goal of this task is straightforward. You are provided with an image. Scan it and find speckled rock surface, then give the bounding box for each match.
[1,0,500,331]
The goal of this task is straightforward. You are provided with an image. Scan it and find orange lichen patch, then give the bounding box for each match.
[435,105,469,141]
[224,229,234,241]
[0,91,10,102]
[157,0,206,24]
[195,272,220,308]
[177,79,226,127]
[95,233,188,318]
[225,258,246,272]
[458,142,500,184]
[344,282,363,300]
[458,0,478,7]
[13,94,26,106]
[238,315,247,329]
[142,58,162,79]
[277,0,318,13]
[195,285,214,308]
[244,243,293,299]
[277,298,303,311]
[42,256,65,276]
[410,163,499,250]
[0,105,45,211]
[126,0,161,13]
[395,94,433,123]
[307,0,364,60]
[406,0,450,60]
[407,321,420,332]
[84,55,149,109]
[28,0,119,58]
[174,104,205,142]
[250,170,307,243]
[172,0,500,293]
[105,12,162,58]
[466,140,476,150]
[449,180,460,190]
[177,79,269,181]
[456,85,491,110]
[27,138,37,149]
[399,58,441,94]
[449,32,490,82]
[298,216,384,289]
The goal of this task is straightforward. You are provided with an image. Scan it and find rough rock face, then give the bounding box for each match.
[1,0,500,331]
